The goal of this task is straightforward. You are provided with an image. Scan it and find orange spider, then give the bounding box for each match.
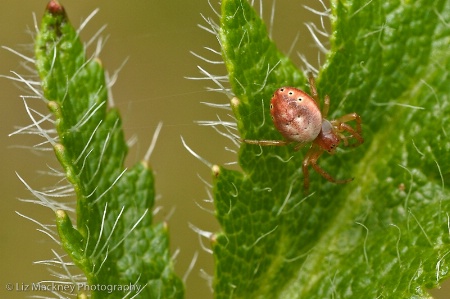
[242,74,364,192]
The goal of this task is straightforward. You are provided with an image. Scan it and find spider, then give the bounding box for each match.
[242,74,364,192]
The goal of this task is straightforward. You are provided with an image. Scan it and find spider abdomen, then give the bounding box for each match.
[270,87,322,143]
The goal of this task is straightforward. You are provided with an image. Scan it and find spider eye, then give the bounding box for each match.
[288,91,293,95]
[270,104,273,110]
[298,97,303,101]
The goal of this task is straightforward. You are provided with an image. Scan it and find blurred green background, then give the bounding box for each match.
[0,1,448,298]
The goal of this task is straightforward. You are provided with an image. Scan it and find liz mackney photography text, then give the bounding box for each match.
[5,281,144,294]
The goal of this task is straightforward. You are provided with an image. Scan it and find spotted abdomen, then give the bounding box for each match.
[270,87,322,143]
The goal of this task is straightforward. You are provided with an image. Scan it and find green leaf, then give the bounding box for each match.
[35,1,183,298]
[213,0,450,298]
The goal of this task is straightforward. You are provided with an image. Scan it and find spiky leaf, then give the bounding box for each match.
[213,0,450,298]
[35,1,183,298]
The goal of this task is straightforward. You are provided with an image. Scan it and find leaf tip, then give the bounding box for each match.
[94,57,103,67]
[141,160,149,169]
[46,0,65,16]
[212,165,220,178]
[210,233,218,245]
[163,221,169,231]
[231,96,240,108]
[55,209,66,219]
[47,101,61,117]
[77,292,88,299]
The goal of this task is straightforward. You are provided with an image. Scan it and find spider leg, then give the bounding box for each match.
[241,139,291,147]
[332,113,364,146]
[307,73,331,118]
[303,145,353,193]
[293,142,307,151]
[335,112,362,125]
[302,154,312,193]
[310,160,354,184]
[308,73,320,106]
[337,132,350,146]
[302,145,323,193]
[339,123,364,146]
[335,113,362,133]
[322,95,330,119]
